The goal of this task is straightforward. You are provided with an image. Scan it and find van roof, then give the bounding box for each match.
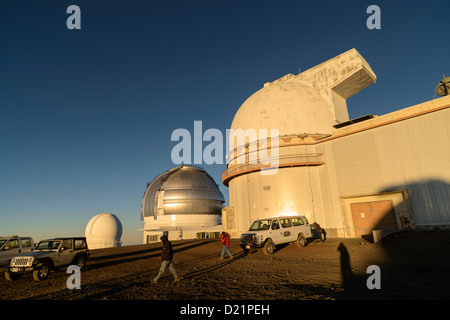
[255,215,306,221]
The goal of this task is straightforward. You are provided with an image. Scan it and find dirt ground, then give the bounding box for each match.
[1,229,450,302]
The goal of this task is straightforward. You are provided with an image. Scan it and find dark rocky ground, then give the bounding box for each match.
[1,229,450,304]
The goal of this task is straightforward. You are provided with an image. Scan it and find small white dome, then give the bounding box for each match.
[85,213,123,249]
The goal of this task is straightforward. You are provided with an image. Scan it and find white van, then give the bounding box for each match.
[240,216,325,255]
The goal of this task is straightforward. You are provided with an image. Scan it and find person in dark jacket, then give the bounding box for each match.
[152,235,180,284]
[219,231,233,259]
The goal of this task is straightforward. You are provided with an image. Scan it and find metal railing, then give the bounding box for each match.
[222,153,324,185]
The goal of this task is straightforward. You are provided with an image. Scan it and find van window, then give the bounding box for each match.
[249,220,271,231]
[280,218,292,228]
[301,217,309,224]
[291,217,304,226]
[271,220,280,230]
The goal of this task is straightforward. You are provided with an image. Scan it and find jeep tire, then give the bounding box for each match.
[33,262,51,281]
[73,255,87,270]
[5,272,21,281]
[296,234,307,247]
[263,240,275,255]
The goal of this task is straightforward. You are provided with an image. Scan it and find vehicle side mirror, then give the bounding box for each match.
[59,247,64,252]
[3,246,10,251]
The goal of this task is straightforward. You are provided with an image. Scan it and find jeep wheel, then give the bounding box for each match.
[73,255,87,270]
[5,272,21,281]
[263,240,275,255]
[33,263,51,281]
[296,234,307,247]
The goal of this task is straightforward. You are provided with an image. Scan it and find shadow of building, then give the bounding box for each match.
[337,180,450,299]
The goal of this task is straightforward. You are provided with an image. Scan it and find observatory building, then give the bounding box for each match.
[85,213,123,249]
[141,165,225,243]
[222,48,450,239]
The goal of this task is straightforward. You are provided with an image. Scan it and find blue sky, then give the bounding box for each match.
[1,0,449,245]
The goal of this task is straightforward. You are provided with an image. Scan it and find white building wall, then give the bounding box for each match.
[324,98,450,230]
[142,214,222,243]
[228,166,326,237]
[227,98,450,238]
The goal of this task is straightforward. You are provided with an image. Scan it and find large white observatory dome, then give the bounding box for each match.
[231,81,334,138]
[222,49,384,239]
[85,213,123,249]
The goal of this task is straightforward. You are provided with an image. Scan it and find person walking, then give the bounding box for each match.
[219,231,233,259]
[152,235,180,284]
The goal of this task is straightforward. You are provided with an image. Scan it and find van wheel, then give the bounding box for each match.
[33,263,51,281]
[296,234,307,247]
[263,240,275,255]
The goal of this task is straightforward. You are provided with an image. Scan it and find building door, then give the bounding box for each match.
[350,200,397,237]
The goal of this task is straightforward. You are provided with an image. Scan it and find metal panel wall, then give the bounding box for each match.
[372,109,450,225]
[326,107,450,228]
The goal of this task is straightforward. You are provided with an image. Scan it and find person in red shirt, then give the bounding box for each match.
[219,231,233,259]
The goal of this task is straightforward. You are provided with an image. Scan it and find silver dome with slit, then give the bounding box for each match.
[141,165,225,219]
